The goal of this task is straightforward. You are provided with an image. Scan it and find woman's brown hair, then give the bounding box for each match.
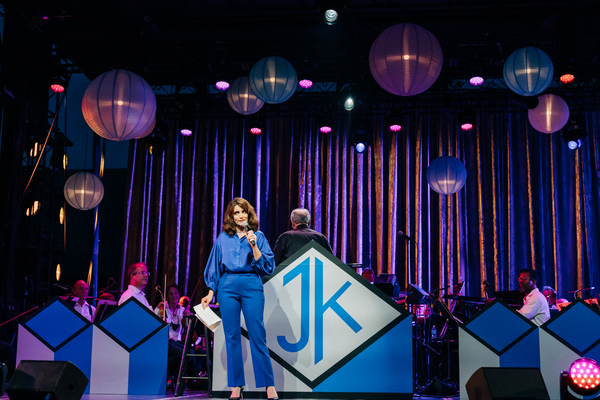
[222,197,259,236]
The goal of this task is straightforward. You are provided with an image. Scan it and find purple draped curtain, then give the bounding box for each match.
[121,109,600,305]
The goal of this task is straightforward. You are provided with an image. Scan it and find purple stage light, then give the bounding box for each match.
[180,128,193,136]
[320,126,332,134]
[299,79,313,89]
[216,81,230,90]
[250,127,262,135]
[389,124,402,132]
[461,123,473,131]
[469,76,485,86]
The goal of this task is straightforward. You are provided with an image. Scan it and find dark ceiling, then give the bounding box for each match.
[4,0,600,97]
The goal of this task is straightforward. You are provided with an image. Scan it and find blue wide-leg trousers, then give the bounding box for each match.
[217,273,275,388]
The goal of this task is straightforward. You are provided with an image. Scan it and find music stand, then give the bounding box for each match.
[93,299,118,323]
[374,274,400,298]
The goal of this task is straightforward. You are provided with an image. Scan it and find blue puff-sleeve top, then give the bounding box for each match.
[204,230,275,295]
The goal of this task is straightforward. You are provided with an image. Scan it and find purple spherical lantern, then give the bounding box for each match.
[427,156,467,195]
[528,94,569,134]
[369,23,443,96]
[82,69,157,141]
[227,77,264,115]
[64,172,104,210]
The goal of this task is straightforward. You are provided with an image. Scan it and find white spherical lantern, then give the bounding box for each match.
[227,77,264,115]
[64,172,105,210]
[82,69,157,141]
[427,156,467,195]
[503,47,554,97]
[528,94,569,134]
[369,23,443,96]
[249,56,297,104]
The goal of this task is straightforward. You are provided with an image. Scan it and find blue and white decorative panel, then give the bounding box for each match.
[212,241,412,399]
[16,297,168,395]
[17,298,93,394]
[539,300,600,400]
[459,300,539,400]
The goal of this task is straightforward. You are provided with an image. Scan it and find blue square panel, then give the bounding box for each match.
[465,302,532,353]
[544,301,600,354]
[25,300,89,349]
[99,299,163,350]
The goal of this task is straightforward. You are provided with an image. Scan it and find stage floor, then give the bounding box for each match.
[1,389,458,400]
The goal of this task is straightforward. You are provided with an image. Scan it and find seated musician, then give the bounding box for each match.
[517,269,550,326]
[541,286,568,310]
[71,280,96,322]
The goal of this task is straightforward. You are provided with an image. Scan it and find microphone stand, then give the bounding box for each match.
[0,306,39,328]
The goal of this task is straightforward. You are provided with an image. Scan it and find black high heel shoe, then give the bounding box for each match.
[266,386,279,400]
[230,386,244,400]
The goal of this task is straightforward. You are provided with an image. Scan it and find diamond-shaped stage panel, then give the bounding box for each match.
[98,300,163,350]
[465,301,533,353]
[544,301,600,353]
[24,300,89,349]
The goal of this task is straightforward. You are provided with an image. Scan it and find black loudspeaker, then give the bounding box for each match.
[6,360,88,400]
[466,367,550,400]
[374,274,400,297]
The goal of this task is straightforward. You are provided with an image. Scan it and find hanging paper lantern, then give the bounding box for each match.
[82,69,157,141]
[369,23,443,96]
[503,47,554,96]
[132,117,156,140]
[227,77,264,115]
[528,94,569,134]
[249,56,297,104]
[64,172,104,210]
[427,156,467,195]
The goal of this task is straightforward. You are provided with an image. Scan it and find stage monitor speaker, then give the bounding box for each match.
[374,274,400,297]
[466,367,549,400]
[6,360,88,400]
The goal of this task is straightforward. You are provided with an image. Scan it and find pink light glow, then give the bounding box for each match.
[216,81,230,90]
[461,123,473,131]
[180,128,193,136]
[320,126,332,134]
[299,79,313,89]
[389,124,402,132]
[469,76,485,86]
[250,127,262,135]
[51,84,65,93]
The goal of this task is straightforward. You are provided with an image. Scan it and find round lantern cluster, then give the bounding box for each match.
[82,69,157,141]
[227,77,264,115]
[427,156,467,195]
[503,47,554,97]
[64,172,105,210]
[369,23,443,97]
[528,94,570,134]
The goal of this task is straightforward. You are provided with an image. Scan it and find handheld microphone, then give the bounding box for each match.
[398,231,411,241]
[242,221,256,245]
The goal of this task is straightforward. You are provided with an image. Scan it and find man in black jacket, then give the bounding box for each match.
[273,208,333,265]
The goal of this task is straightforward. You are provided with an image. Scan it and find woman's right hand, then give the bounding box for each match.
[201,290,214,309]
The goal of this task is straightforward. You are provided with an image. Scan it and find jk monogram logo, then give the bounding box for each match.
[259,243,407,387]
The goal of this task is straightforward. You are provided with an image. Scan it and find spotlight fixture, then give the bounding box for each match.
[146,133,167,155]
[468,68,485,87]
[558,65,576,85]
[339,84,359,112]
[388,117,402,133]
[249,120,263,135]
[179,120,194,136]
[351,117,371,154]
[320,1,344,25]
[318,112,333,134]
[50,71,69,93]
[298,71,314,89]
[562,116,587,150]
[459,114,475,131]
[561,358,600,400]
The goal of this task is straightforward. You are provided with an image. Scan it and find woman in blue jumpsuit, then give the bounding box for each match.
[201,197,278,400]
